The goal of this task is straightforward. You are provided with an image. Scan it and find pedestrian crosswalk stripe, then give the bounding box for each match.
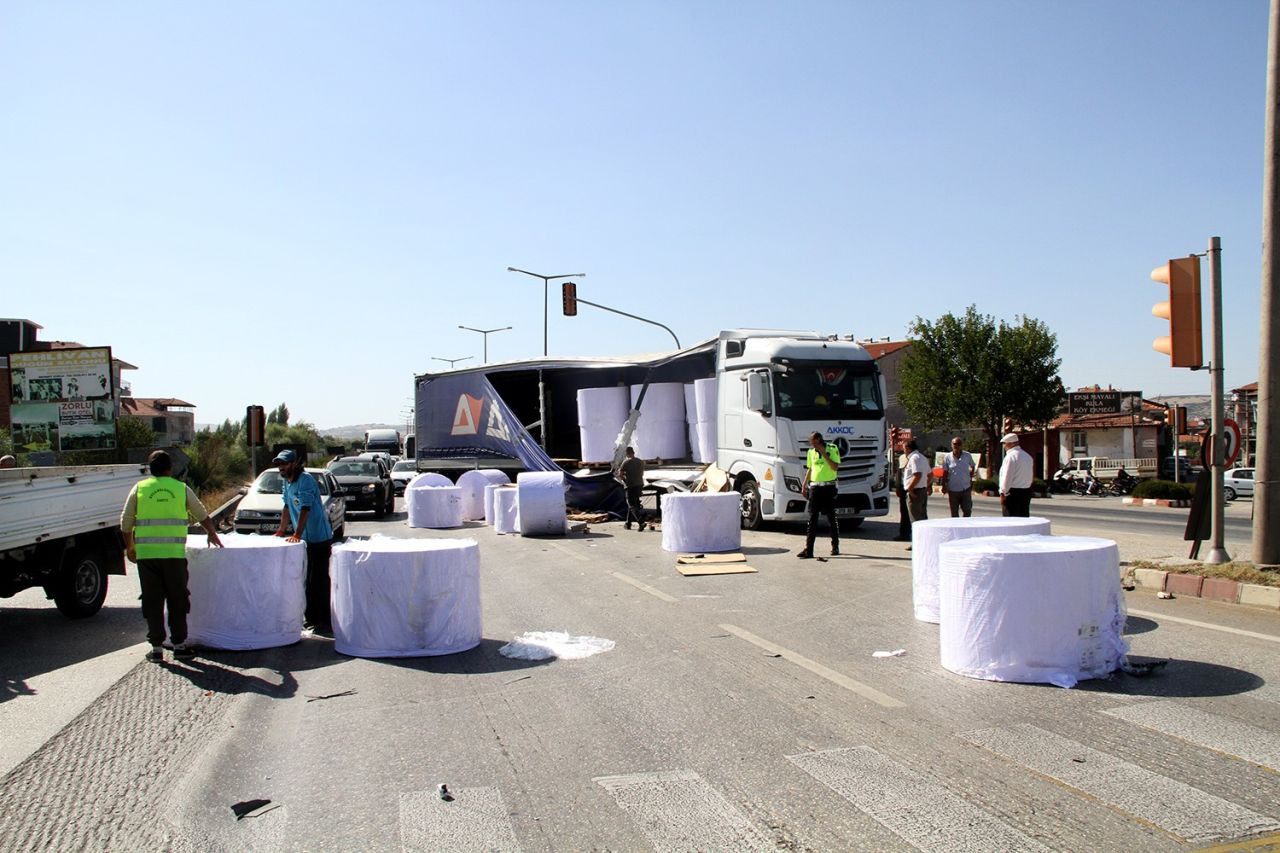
[961,724,1280,845]
[1102,700,1280,773]
[593,768,774,851]
[399,786,521,852]
[787,746,1051,853]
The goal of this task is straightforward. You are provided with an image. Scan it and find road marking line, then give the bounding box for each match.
[593,768,773,851]
[961,723,1280,845]
[399,786,521,852]
[544,539,589,562]
[1127,609,1280,644]
[717,623,905,708]
[1102,700,1280,773]
[788,746,1050,852]
[1195,830,1280,852]
[610,571,678,602]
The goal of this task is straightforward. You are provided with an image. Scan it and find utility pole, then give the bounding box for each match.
[1257,0,1280,568]
[507,267,585,449]
[1206,237,1230,565]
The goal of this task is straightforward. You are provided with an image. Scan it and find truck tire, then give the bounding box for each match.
[54,547,109,619]
[737,480,762,530]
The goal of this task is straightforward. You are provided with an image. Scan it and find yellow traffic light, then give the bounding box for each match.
[1150,256,1203,368]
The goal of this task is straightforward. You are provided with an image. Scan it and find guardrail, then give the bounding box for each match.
[189,488,247,533]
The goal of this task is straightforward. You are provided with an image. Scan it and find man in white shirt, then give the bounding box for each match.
[941,437,977,517]
[903,439,931,526]
[998,432,1034,517]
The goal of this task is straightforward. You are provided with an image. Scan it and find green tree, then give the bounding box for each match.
[898,306,1066,472]
[267,403,290,427]
[116,415,158,450]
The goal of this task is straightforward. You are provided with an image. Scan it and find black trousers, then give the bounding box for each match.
[625,486,645,526]
[896,488,912,538]
[137,558,189,647]
[804,483,839,554]
[1003,487,1033,518]
[305,540,333,627]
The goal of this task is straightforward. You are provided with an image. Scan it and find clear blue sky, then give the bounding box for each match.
[1,2,1268,429]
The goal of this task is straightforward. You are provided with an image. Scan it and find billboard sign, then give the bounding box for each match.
[8,347,116,453]
[1067,391,1123,415]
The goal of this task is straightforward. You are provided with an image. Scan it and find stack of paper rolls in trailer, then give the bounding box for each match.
[629,382,687,460]
[576,386,629,463]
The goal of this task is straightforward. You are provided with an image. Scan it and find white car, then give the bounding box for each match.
[233,468,346,539]
[1223,468,1254,501]
[390,459,417,495]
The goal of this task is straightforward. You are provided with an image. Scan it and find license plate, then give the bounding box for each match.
[835,508,860,517]
[259,524,276,534]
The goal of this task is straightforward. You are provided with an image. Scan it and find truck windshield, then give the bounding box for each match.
[772,363,883,420]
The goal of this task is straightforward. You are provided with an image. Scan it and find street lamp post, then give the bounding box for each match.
[431,356,473,370]
[458,325,512,364]
[506,266,585,449]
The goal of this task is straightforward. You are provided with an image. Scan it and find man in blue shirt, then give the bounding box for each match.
[272,449,334,634]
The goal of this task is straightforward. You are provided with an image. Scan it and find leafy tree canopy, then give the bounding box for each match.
[898,306,1065,469]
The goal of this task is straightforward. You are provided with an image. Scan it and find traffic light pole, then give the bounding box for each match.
[1206,236,1230,565]
[1256,0,1280,569]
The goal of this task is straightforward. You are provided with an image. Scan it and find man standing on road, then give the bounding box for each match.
[902,440,930,550]
[798,431,840,559]
[617,446,647,531]
[941,437,977,518]
[999,432,1034,517]
[273,449,334,633]
[120,450,223,663]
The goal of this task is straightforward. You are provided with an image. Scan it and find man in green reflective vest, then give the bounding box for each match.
[797,431,841,559]
[121,450,223,662]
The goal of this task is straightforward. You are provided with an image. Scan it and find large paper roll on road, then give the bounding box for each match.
[484,482,507,525]
[331,537,482,658]
[408,485,463,529]
[185,534,306,650]
[660,491,742,553]
[493,486,520,534]
[456,469,510,520]
[938,534,1127,687]
[630,382,688,459]
[405,472,452,514]
[577,386,630,463]
[911,516,1050,623]
[517,471,567,536]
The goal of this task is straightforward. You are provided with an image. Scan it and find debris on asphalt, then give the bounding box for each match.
[304,689,357,703]
[764,652,782,658]
[1157,591,1174,599]
[437,783,453,802]
[499,631,615,660]
[504,675,533,685]
[1120,658,1169,677]
[231,799,278,820]
[872,649,906,658]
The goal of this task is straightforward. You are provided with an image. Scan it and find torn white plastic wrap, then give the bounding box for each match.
[912,516,1051,623]
[937,534,1128,687]
[630,382,688,459]
[404,472,451,515]
[577,386,630,463]
[456,469,509,521]
[517,471,566,537]
[498,631,615,661]
[493,486,520,534]
[185,533,306,650]
[331,537,482,658]
[408,485,463,529]
[660,491,742,553]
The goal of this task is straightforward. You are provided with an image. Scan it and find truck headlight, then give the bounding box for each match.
[784,476,803,493]
[874,463,888,491]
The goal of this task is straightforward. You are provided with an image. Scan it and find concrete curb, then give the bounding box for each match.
[1122,497,1190,508]
[1127,566,1280,610]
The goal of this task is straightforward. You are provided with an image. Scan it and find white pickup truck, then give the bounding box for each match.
[0,463,147,618]
[1066,456,1157,481]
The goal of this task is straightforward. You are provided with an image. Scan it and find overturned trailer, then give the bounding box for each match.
[412,330,891,528]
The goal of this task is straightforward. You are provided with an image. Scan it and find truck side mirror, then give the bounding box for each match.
[745,372,770,415]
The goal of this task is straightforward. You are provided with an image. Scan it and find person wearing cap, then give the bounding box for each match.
[120,450,223,662]
[273,449,334,633]
[998,432,1034,517]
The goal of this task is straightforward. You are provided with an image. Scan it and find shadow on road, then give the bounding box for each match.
[0,602,142,704]
[1122,615,1159,635]
[741,546,790,556]
[160,655,300,699]
[1079,656,1264,698]
[379,638,555,676]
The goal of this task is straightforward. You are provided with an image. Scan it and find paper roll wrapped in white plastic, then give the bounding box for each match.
[693,377,717,422]
[938,534,1128,687]
[184,533,306,650]
[630,382,688,459]
[694,421,717,464]
[408,485,463,529]
[911,516,1050,623]
[405,472,452,514]
[517,471,566,536]
[660,491,742,553]
[693,378,718,462]
[484,482,506,525]
[331,537,482,658]
[577,386,630,463]
[493,487,520,534]
[456,469,510,520]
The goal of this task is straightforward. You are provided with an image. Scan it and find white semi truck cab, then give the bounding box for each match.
[712,330,890,528]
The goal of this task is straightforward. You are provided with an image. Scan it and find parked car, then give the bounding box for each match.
[1161,456,1195,480]
[233,468,346,539]
[1223,468,1255,501]
[390,459,417,495]
[328,455,395,517]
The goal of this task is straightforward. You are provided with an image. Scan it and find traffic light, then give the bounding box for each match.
[562,281,578,316]
[1150,256,1203,368]
[889,425,900,451]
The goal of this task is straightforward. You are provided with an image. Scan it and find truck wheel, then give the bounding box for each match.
[738,480,762,530]
[54,547,109,619]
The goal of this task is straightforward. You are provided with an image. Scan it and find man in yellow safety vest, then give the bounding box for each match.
[120,450,222,662]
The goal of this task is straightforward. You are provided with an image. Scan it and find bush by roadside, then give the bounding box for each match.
[1131,479,1192,501]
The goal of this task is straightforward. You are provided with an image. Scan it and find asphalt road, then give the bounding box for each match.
[1,498,1277,851]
